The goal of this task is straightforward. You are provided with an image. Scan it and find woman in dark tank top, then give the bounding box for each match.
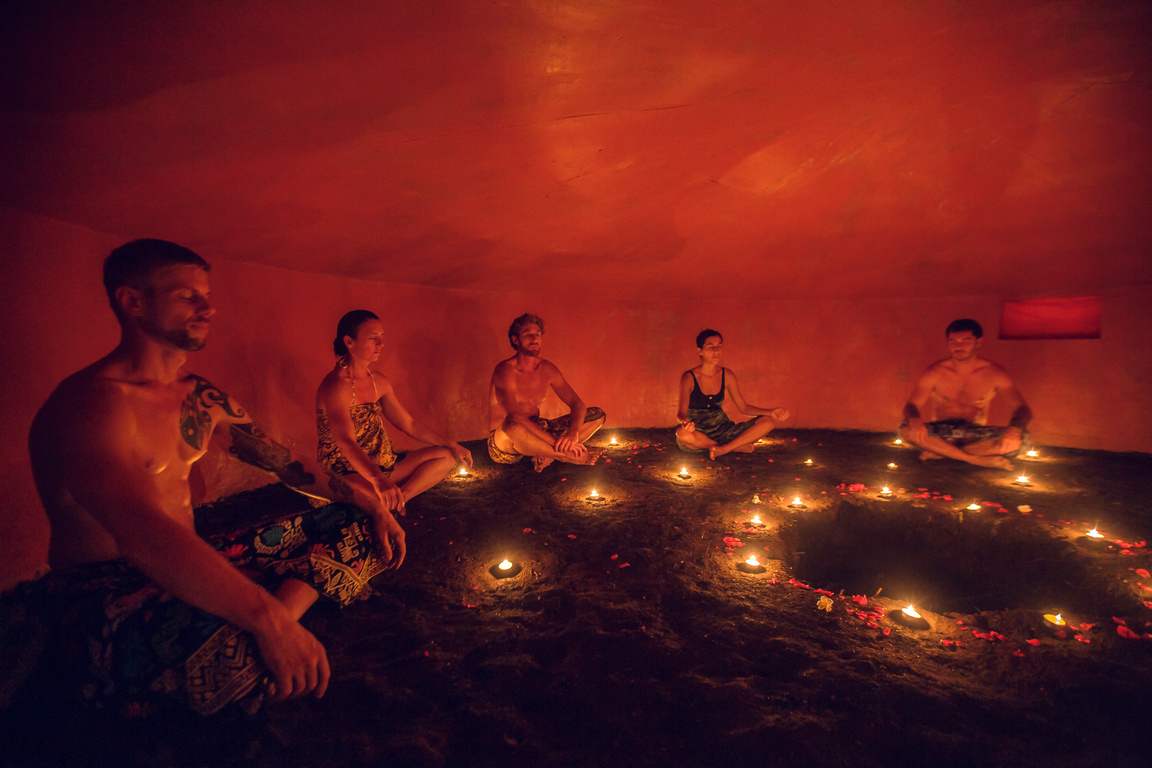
[675,329,792,460]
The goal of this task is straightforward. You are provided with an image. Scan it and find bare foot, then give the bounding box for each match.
[533,455,555,473]
[735,444,755,453]
[973,455,1013,470]
[557,449,602,466]
[918,450,945,461]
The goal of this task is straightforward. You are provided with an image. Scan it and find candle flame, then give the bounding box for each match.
[1016,475,1029,484]
[610,436,618,445]
[805,458,813,465]
[967,502,980,510]
[751,515,762,525]
[1087,528,1104,539]
[590,490,598,497]
[792,496,802,506]
[888,462,897,469]
[902,605,921,619]
[679,467,689,476]
[459,467,468,475]
[498,560,512,570]
[893,438,902,445]
[745,555,760,567]
[881,487,891,495]
[1026,449,1038,458]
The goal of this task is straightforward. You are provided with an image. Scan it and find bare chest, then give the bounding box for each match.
[932,370,997,409]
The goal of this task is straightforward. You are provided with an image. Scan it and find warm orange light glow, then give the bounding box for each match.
[893,438,903,445]
[498,559,513,571]
[967,502,980,511]
[1026,449,1038,458]
[1016,475,1029,484]
[902,605,921,619]
[881,486,891,495]
[1087,528,1104,539]
[610,436,618,445]
[459,467,468,476]
[679,467,689,476]
[804,458,813,465]
[887,462,897,469]
[791,496,803,506]
[1043,613,1066,627]
[590,489,599,498]
[745,555,760,567]
[751,515,763,525]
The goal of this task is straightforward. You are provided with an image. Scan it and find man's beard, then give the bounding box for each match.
[141,317,206,351]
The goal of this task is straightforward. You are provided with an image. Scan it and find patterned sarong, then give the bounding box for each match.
[487,406,606,464]
[898,419,1033,458]
[676,408,761,453]
[3,502,384,716]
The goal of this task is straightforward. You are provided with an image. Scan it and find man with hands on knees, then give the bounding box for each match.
[20,239,405,715]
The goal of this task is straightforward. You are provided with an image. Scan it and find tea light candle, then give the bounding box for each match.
[788,496,807,510]
[749,514,765,528]
[804,458,814,466]
[879,486,894,499]
[585,489,606,503]
[736,555,767,574]
[678,467,691,479]
[887,462,898,470]
[893,438,903,445]
[1025,449,1038,458]
[1015,475,1030,485]
[609,436,619,446]
[1043,613,1066,629]
[1086,527,1104,539]
[453,466,475,481]
[967,502,981,511]
[489,559,523,579]
[890,604,930,629]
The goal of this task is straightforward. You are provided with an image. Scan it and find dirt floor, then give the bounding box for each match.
[4,428,1152,768]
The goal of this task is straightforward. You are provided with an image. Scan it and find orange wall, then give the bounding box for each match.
[3,209,1150,587]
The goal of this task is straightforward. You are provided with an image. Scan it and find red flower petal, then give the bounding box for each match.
[1027,638,1040,646]
[1117,625,1140,639]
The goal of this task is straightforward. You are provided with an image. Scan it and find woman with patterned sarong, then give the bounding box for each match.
[675,329,792,460]
[316,310,472,516]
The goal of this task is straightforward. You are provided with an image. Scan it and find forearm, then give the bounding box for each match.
[1008,405,1032,431]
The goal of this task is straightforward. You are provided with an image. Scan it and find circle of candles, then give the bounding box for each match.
[489,559,523,579]
[585,489,606,503]
[736,554,767,574]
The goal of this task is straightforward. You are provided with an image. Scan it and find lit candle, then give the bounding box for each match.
[902,605,921,619]
[891,603,929,629]
[1026,449,1038,458]
[610,436,618,446]
[750,514,764,527]
[788,496,806,509]
[736,554,767,574]
[1086,527,1104,539]
[1016,475,1030,485]
[678,467,690,479]
[887,462,898,470]
[489,558,523,579]
[459,467,468,476]
[586,489,606,503]
[893,438,903,445]
[880,486,893,498]
[804,458,813,466]
[1043,613,1066,628]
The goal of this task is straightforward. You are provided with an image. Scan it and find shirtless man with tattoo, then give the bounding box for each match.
[26,239,405,714]
[899,319,1033,470]
[487,313,606,472]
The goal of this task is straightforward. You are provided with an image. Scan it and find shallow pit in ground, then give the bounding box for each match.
[783,498,1137,616]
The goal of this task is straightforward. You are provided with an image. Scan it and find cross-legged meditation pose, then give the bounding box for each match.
[675,329,791,460]
[18,239,407,716]
[899,318,1032,469]
[316,310,471,515]
[488,313,606,472]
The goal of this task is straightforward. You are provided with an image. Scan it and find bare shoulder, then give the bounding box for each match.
[491,356,517,382]
[983,360,1016,385]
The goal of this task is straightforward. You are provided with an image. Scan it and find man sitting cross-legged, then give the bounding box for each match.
[900,318,1033,470]
[487,313,606,472]
[15,239,406,716]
